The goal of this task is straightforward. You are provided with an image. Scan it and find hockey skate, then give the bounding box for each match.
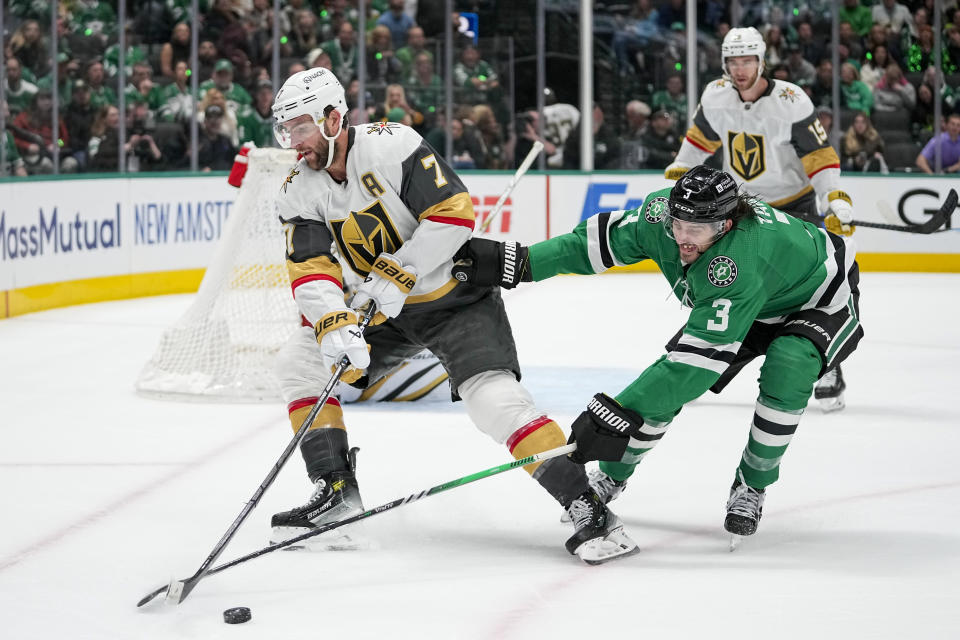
[814,365,846,413]
[564,490,639,565]
[271,449,368,550]
[724,472,765,551]
[560,468,628,523]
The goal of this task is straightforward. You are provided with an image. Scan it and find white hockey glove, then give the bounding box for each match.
[314,309,370,384]
[664,163,690,181]
[823,190,856,237]
[351,253,418,325]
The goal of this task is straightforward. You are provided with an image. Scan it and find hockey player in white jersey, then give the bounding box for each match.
[267,68,637,564]
[665,26,853,413]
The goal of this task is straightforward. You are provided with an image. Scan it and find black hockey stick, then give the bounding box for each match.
[136,443,577,607]
[848,188,956,234]
[137,308,375,608]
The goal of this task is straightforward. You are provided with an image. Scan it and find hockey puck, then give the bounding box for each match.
[223,607,252,624]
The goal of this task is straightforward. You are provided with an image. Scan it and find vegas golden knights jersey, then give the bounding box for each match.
[277,122,477,328]
[675,78,841,212]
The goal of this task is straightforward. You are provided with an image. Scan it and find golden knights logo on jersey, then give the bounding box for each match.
[727,131,766,181]
[329,200,404,276]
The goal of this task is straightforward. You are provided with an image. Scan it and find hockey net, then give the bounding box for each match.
[136,148,300,402]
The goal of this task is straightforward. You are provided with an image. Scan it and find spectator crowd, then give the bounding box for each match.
[608,0,960,173]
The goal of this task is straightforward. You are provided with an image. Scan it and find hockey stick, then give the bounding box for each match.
[849,188,956,233]
[137,309,376,608]
[477,140,544,234]
[137,442,576,606]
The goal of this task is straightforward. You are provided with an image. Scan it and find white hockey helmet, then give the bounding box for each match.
[721,27,766,80]
[272,68,348,157]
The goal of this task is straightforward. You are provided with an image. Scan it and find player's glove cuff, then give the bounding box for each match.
[314,309,359,344]
[451,238,531,288]
[567,393,644,465]
[823,213,856,236]
[664,165,690,181]
[369,253,417,293]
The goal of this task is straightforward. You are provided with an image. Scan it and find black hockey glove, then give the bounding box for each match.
[451,237,532,289]
[567,393,644,464]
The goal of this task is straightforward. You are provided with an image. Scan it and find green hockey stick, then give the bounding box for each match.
[137,443,576,607]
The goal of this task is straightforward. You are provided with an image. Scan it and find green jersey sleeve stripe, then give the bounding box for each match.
[586,210,628,273]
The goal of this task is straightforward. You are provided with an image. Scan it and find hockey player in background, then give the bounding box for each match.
[266,68,637,564]
[453,165,864,544]
[665,26,855,413]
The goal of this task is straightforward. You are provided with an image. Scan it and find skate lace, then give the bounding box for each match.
[301,479,328,506]
[566,497,598,529]
[726,471,762,519]
[819,368,838,386]
[587,470,623,502]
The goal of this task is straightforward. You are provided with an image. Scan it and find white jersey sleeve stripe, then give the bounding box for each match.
[666,350,730,374]
[586,210,627,273]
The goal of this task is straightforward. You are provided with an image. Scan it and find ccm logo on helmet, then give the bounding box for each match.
[587,397,634,433]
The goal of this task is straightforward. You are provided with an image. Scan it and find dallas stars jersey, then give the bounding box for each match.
[527,188,858,420]
[276,122,476,328]
[674,78,840,211]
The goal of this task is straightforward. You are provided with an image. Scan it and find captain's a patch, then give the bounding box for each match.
[706,255,738,287]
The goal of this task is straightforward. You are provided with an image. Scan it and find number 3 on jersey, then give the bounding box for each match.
[707,298,731,331]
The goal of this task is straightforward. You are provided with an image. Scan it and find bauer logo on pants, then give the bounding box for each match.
[707,256,738,287]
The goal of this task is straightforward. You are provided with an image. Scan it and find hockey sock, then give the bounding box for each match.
[288,396,350,482]
[738,335,821,489]
[598,415,673,482]
[506,417,589,507]
[505,417,567,474]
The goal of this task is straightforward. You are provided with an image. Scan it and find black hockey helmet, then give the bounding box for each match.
[668,165,739,223]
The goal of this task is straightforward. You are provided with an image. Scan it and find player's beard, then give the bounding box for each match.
[301,136,331,171]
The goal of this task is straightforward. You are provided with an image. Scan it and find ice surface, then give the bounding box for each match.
[1,273,958,639]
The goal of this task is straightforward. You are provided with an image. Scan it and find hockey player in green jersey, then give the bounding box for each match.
[452,165,864,542]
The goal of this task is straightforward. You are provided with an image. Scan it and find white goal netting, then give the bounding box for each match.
[136,148,300,402]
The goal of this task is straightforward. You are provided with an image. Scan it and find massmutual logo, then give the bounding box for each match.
[0,205,121,260]
[644,197,668,223]
[706,255,738,287]
[727,131,765,181]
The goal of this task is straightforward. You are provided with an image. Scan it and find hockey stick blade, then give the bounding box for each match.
[137,310,377,608]
[851,188,957,234]
[137,443,576,605]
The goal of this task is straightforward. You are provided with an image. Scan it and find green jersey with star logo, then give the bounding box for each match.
[526,186,857,421]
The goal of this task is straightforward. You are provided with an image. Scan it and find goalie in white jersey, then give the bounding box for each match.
[267,68,637,564]
[665,27,854,412]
